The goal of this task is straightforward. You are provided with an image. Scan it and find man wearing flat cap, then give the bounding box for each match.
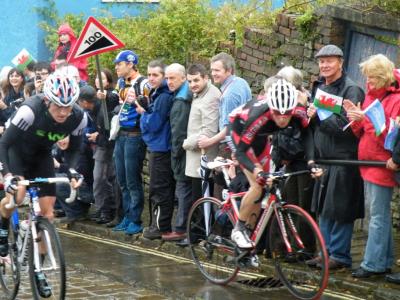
[306,44,365,271]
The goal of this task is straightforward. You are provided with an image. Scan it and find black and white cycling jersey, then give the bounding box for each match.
[0,95,87,175]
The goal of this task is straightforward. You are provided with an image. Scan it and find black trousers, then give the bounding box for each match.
[148,151,175,232]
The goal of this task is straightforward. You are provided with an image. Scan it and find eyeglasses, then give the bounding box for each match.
[36,72,49,76]
[271,109,293,116]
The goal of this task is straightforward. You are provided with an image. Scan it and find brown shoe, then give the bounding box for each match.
[318,258,350,270]
[162,231,186,241]
[305,256,322,267]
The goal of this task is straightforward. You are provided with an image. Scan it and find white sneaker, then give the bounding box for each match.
[231,227,254,249]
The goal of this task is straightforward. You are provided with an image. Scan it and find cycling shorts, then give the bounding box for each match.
[8,146,56,197]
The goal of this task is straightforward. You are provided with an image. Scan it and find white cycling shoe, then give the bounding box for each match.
[231,227,254,249]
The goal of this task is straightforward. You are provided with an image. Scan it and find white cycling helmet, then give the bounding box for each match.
[43,73,80,107]
[266,78,298,114]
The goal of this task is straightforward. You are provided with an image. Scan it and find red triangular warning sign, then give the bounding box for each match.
[68,17,125,62]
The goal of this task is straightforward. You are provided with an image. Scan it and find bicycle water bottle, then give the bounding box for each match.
[17,220,29,248]
[19,220,29,237]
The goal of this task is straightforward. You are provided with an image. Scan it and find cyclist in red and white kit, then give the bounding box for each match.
[228,77,319,248]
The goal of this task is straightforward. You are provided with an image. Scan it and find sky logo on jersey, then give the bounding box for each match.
[36,130,66,142]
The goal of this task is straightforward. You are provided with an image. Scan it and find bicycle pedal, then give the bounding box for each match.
[238,254,260,269]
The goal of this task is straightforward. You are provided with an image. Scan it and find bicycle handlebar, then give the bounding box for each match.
[263,169,311,181]
[5,177,82,209]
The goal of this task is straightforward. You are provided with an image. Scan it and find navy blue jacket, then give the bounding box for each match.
[140,81,174,152]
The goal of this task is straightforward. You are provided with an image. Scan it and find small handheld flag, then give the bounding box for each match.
[11,49,35,71]
[384,118,399,151]
[364,99,386,136]
[314,89,343,114]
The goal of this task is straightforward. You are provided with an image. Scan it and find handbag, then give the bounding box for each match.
[109,99,127,141]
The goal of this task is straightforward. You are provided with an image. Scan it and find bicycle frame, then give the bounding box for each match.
[222,169,310,254]
[8,177,80,271]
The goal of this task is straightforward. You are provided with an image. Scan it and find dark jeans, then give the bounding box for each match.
[283,171,315,251]
[174,180,192,233]
[148,151,175,232]
[191,177,203,202]
[93,147,117,216]
[114,135,146,225]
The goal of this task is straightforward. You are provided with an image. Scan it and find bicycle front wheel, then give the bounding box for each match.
[187,197,239,285]
[0,222,20,299]
[268,204,329,300]
[28,218,66,300]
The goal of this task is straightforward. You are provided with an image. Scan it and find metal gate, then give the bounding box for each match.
[344,25,399,90]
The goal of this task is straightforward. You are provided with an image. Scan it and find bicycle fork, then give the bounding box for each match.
[274,206,305,254]
[31,221,57,272]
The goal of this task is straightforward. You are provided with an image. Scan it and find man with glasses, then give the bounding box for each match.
[33,61,52,94]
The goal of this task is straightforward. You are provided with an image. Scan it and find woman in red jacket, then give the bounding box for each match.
[52,23,88,82]
[344,54,400,279]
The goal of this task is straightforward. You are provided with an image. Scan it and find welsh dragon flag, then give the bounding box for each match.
[313,89,343,121]
[11,49,35,72]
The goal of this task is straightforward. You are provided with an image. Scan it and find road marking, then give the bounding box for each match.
[59,229,365,300]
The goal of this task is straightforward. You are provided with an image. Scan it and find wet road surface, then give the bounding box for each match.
[54,230,364,300]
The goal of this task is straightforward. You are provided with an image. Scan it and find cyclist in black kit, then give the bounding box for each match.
[0,73,86,297]
[228,77,319,249]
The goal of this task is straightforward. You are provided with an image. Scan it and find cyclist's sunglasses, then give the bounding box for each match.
[271,109,293,116]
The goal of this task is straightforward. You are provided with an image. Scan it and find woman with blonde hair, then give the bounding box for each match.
[344,54,400,279]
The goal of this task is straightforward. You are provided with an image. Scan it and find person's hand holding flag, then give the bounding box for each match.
[343,100,364,121]
[343,100,364,131]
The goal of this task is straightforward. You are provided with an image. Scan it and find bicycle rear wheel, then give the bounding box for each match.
[187,197,239,285]
[268,204,329,300]
[28,218,66,300]
[0,222,20,299]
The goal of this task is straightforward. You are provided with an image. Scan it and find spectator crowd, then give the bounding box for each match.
[1,22,400,284]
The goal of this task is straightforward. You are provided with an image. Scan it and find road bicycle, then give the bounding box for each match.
[187,160,329,300]
[0,176,81,300]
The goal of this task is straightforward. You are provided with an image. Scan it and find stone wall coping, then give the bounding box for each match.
[317,4,400,33]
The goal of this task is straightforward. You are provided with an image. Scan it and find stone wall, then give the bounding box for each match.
[235,12,345,93]
[233,10,400,229]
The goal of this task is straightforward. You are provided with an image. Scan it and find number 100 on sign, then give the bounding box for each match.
[84,32,102,46]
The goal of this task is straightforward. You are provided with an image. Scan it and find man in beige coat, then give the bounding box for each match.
[183,64,221,202]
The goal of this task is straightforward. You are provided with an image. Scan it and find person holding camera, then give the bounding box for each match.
[33,62,52,95]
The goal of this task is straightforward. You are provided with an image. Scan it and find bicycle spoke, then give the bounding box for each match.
[187,197,239,285]
[0,223,20,299]
[268,205,329,300]
[29,218,66,300]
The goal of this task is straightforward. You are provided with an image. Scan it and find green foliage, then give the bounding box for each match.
[295,10,319,41]
[374,35,399,46]
[34,0,276,78]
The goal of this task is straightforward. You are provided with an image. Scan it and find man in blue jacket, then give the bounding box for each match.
[136,60,175,239]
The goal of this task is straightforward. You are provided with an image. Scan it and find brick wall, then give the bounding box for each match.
[235,13,346,93]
